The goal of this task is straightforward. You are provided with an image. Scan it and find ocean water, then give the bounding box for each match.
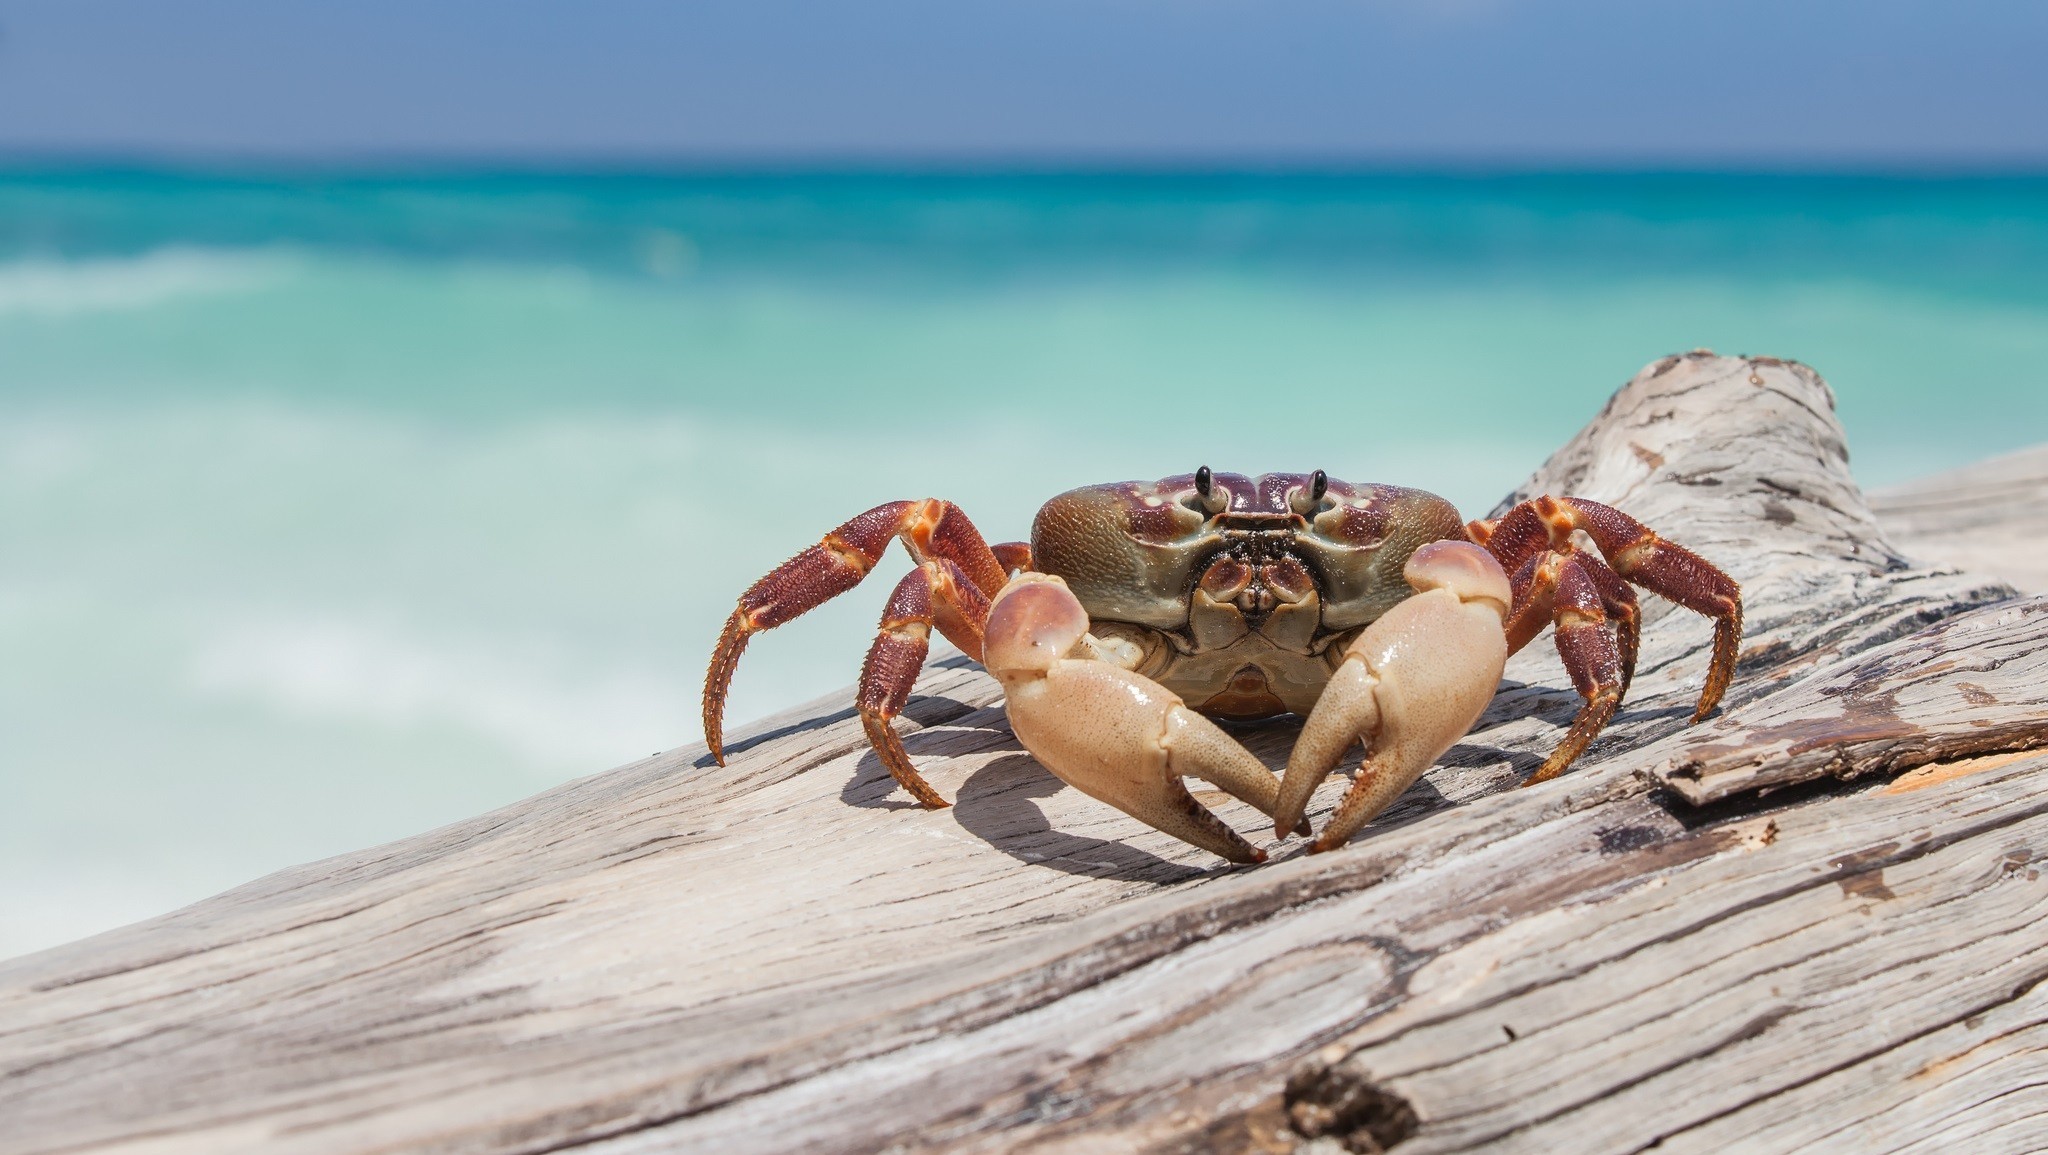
[3,169,2045,958]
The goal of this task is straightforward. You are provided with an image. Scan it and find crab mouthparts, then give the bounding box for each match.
[1212,512,1301,531]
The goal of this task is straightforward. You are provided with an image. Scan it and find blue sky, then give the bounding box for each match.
[0,0,2045,163]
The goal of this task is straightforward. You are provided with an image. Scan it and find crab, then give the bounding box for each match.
[703,470,1742,863]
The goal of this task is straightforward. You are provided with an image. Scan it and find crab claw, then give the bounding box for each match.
[1274,541,1511,853]
[985,573,1287,865]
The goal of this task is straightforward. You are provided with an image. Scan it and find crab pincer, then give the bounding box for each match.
[982,573,1294,865]
[1272,541,1513,853]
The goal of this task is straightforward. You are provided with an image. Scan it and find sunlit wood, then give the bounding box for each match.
[4,352,2044,1154]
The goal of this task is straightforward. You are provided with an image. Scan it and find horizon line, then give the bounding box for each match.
[4,148,2048,182]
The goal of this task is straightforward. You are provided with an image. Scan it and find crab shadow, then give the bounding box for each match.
[700,654,989,768]
[694,705,859,768]
[839,748,938,813]
[837,692,1011,813]
[952,755,1212,884]
[836,721,1210,882]
[824,671,1691,872]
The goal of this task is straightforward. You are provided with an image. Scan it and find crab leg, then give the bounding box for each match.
[1272,542,1511,853]
[856,560,992,807]
[1499,547,1640,781]
[1576,551,1641,697]
[1500,551,1561,655]
[983,573,1289,864]
[1527,554,1629,785]
[704,499,1008,765]
[991,541,1035,575]
[1481,496,1740,720]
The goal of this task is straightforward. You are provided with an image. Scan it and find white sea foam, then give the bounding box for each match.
[0,248,288,318]
[0,420,96,487]
[187,615,689,768]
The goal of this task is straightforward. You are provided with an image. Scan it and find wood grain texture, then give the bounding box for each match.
[1649,598,2048,804]
[1872,443,2048,596]
[3,351,2044,1155]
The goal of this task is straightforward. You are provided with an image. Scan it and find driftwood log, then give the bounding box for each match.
[5,352,2048,1154]
[1871,443,2048,598]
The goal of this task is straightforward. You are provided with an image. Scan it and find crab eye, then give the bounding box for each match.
[1187,464,1212,514]
[1183,465,1226,515]
[1292,469,1331,515]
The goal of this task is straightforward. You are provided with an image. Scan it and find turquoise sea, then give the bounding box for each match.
[4,169,2046,957]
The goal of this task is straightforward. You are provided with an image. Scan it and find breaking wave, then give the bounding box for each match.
[0,247,290,318]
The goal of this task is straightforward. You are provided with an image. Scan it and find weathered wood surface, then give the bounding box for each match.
[1650,598,2048,804]
[1872,443,2048,596]
[4,352,2047,1155]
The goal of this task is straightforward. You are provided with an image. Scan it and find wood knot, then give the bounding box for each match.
[1284,1060,1418,1152]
